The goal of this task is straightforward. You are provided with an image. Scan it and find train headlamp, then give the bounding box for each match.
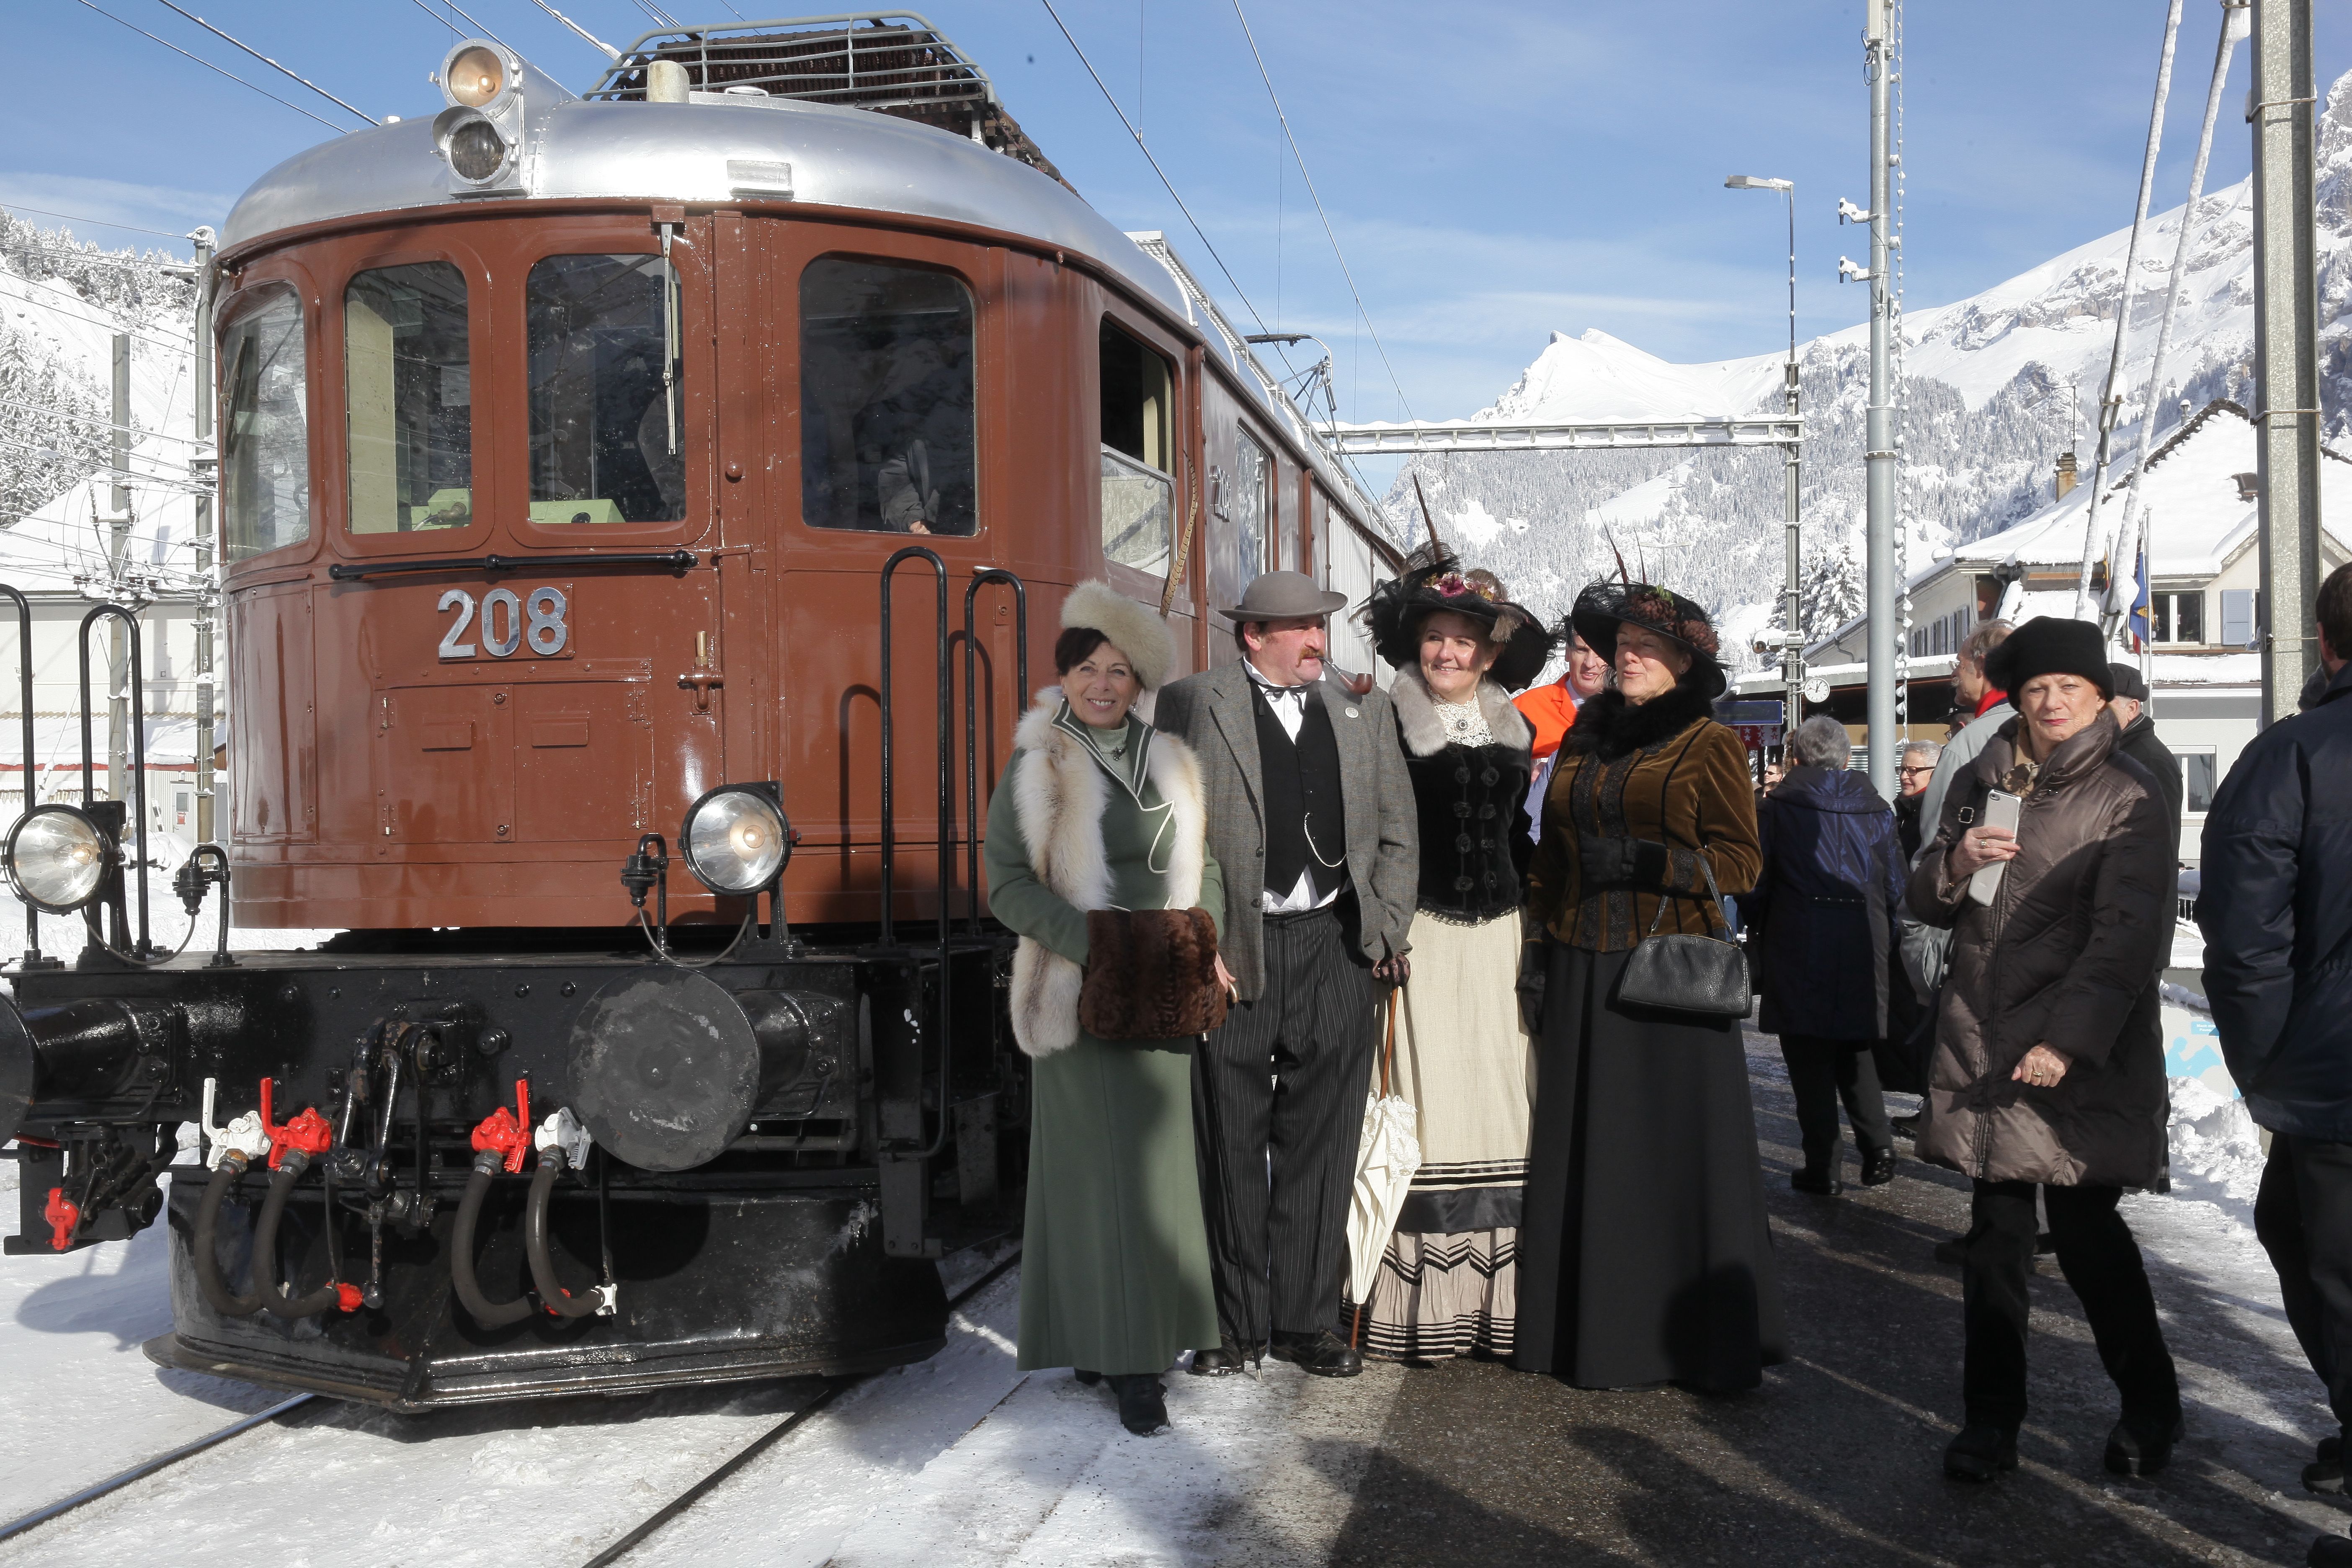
[445,117,508,182]
[4,805,113,915]
[680,785,789,896]
[445,44,506,108]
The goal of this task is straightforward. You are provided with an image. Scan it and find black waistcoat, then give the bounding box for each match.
[1251,682,1348,900]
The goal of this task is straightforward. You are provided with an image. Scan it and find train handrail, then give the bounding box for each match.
[0,585,42,963]
[876,546,954,1163]
[960,570,1027,934]
[76,604,151,956]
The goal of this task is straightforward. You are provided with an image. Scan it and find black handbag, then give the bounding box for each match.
[1614,847,1751,1021]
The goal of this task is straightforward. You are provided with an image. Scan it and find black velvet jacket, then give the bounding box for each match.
[1389,670,1536,922]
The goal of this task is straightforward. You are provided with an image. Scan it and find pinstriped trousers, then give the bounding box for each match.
[1191,902,1378,1345]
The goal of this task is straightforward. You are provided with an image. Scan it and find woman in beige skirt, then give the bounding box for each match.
[1353,547,1549,1359]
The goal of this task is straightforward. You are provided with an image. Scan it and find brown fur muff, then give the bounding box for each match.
[1077,908,1229,1040]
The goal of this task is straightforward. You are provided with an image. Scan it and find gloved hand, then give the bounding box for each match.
[1516,937,1548,1037]
[1577,834,1672,889]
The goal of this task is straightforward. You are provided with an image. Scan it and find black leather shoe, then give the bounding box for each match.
[1791,1166,1842,1196]
[1073,1369,1102,1386]
[1187,1340,1255,1377]
[1270,1330,1363,1377]
[1859,1148,1896,1186]
[2305,1434,2345,1494]
[1107,1374,1170,1435]
[1943,1424,2019,1483]
[2308,1532,2352,1567]
[2104,1413,2184,1477]
[1933,1237,1967,1266]
[1889,1112,1922,1141]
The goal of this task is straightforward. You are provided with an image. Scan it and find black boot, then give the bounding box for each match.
[1073,1369,1102,1385]
[1269,1329,1363,1377]
[1791,1165,1842,1197]
[1107,1374,1169,1435]
[2306,1434,2345,1495]
[1859,1148,1896,1186]
[2308,1532,2352,1567]
[1943,1424,2018,1483]
[2104,1413,2184,1478]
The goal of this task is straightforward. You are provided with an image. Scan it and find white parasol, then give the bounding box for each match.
[1346,991,1421,1344]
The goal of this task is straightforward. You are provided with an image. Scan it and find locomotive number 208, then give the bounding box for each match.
[437,586,570,660]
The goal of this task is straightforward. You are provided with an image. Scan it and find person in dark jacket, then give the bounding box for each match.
[1749,714,1907,1194]
[1908,616,2179,1485]
[2107,662,2182,871]
[1894,740,1940,863]
[2198,565,2352,1566]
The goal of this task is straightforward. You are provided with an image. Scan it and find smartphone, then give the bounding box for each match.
[1967,789,2023,906]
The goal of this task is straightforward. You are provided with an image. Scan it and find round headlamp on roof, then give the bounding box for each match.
[4,803,114,916]
[680,784,790,897]
[440,40,513,111]
[436,111,509,183]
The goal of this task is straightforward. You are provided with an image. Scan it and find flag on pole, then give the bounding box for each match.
[2127,532,2151,652]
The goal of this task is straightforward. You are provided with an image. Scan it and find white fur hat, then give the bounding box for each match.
[1060,580,1176,691]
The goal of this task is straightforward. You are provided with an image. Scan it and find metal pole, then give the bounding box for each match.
[1864,0,1897,798]
[1782,188,1803,726]
[2251,0,2320,724]
[108,334,132,809]
[191,227,218,844]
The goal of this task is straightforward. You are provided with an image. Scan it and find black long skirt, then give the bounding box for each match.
[1511,941,1787,1393]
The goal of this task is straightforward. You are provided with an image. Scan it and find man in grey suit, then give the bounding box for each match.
[1152,570,1418,1378]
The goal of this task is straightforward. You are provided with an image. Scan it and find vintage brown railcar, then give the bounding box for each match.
[0,16,1400,1406]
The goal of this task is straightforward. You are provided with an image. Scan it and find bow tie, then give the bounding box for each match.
[1259,681,1310,698]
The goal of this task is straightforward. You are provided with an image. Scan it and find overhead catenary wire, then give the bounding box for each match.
[400,0,517,55]
[1225,0,1416,423]
[147,0,377,125]
[0,397,214,448]
[0,206,192,241]
[524,0,619,59]
[69,0,349,133]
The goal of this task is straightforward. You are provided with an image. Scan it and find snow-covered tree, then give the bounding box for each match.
[1799,539,1867,643]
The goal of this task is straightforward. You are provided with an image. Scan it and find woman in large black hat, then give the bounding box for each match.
[1513,578,1786,1393]
[1348,544,1553,1361]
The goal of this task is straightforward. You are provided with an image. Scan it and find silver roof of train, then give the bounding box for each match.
[218,91,1189,318]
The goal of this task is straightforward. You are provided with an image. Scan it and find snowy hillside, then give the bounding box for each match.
[1397,65,2352,672]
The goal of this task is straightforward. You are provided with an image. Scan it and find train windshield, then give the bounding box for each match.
[799,258,976,536]
[344,262,472,534]
[220,285,310,564]
[526,254,685,524]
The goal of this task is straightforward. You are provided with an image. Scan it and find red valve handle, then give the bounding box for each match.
[258,1077,334,1169]
[334,1283,364,1313]
[468,1080,533,1174]
[43,1187,78,1252]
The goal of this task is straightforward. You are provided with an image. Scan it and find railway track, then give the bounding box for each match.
[0,1244,1021,1560]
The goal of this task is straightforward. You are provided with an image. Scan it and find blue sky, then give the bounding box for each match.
[7,0,2345,423]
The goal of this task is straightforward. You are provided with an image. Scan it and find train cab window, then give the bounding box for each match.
[799,258,975,536]
[1230,430,1271,583]
[526,254,684,524]
[1099,320,1173,575]
[220,285,310,564]
[344,262,472,534]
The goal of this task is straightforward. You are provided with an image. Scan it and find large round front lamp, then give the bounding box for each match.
[680,784,789,897]
[4,804,114,916]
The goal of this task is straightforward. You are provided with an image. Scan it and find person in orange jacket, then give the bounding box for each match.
[1515,628,1610,759]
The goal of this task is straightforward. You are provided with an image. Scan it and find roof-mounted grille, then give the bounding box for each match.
[583,12,1066,187]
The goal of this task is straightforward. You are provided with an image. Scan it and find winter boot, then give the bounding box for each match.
[1943,1424,2019,1483]
[1107,1374,1170,1436]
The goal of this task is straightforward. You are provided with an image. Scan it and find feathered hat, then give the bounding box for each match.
[1568,578,1727,699]
[1360,543,1555,693]
[1060,580,1176,691]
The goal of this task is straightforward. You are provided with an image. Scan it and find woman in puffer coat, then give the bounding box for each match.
[1907,616,2178,1485]
[1748,714,1908,1196]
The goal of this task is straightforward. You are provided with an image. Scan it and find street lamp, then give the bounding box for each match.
[1726,175,1804,725]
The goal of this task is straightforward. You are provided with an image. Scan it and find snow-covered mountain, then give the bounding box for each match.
[1398,65,2352,673]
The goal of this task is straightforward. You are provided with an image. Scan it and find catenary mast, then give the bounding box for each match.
[1863,0,1898,797]
[2250,0,2320,724]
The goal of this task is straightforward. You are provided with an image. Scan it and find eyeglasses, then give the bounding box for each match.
[1898,766,1936,779]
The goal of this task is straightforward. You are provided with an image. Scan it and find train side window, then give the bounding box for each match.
[344,262,472,534]
[799,257,975,536]
[526,254,684,524]
[1099,320,1172,574]
[220,284,310,563]
[1230,429,1271,583]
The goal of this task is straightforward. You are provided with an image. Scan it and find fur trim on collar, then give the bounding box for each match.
[1388,667,1535,758]
[1562,677,1717,762]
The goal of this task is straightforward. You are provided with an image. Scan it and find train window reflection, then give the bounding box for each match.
[344,261,472,534]
[221,285,310,564]
[1099,321,1171,575]
[1231,430,1271,582]
[800,258,975,536]
[526,254,684,524]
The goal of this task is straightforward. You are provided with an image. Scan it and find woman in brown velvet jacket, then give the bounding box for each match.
[1511,580,1784,1395]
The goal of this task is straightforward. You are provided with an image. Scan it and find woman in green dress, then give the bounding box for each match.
[984,580,1230,1436]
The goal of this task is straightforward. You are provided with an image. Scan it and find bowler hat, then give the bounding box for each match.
[1217,569,1348,623]
[1985,616,2114,699]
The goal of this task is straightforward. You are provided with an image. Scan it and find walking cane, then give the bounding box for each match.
[1352,990,1401,1351]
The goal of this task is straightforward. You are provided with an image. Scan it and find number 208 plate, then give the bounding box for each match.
[436,585,572,661]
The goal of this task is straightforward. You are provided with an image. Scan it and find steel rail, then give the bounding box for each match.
[578,1246,1024,1567]
[0,1393,316,1543]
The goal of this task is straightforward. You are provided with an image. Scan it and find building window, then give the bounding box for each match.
[1231,430,1271,584]
[220,284,309,563]
[2180,750,2218,815]
[2150,590,2204,645]
[345,262,472,534]
[526,254,684,524]
[1099,320,1172,575]
[799,257,976,535]
[2220,588,2256,648]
